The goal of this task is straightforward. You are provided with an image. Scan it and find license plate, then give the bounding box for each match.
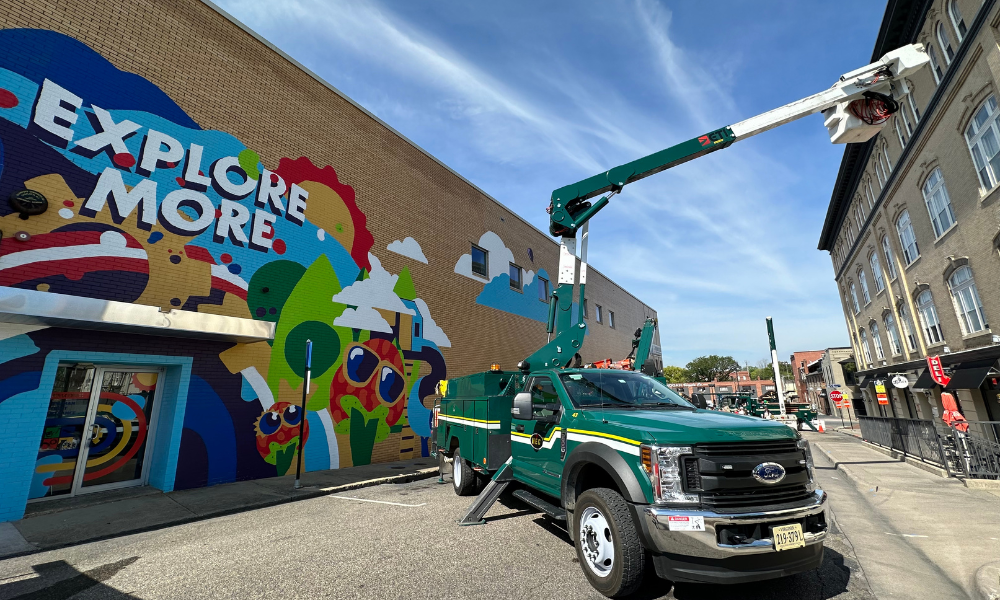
[772,523,805,551]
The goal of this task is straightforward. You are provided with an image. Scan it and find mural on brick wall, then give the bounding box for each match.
[0,29,448,496]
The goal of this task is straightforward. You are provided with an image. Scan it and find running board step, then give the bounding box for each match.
[457,462,513,526]
[512,489,566,521]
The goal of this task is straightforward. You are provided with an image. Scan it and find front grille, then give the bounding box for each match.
[693,439,798,456]
[687,439,813,512]
[683,457,701,490]
[701,485,815,511]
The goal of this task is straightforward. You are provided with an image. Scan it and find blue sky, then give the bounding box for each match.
[216,0,882,368]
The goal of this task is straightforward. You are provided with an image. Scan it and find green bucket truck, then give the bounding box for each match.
[430,44,928,597]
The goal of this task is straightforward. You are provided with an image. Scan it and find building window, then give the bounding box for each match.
[899,102,914,137]
[538,276,549,302]
[509,263,523,291]
[896,209,919,265]
[916,290,944,344]
[870,253,885,292]
[928,45,944,83]
[937,22,955,63]
[595,304,603,324]
[907,91,921,122]
[881,235,898,279]
[875,158,886,188]
[921,168,956,237]
[898,304,918,351]
[949,0,967,41]
[858,270,871,304]
[850,283,861,314]
[865,180,876,209]
[895,119,907,149]
[870,323,885,360]
[414,322,421,338]
[859,329,873,365]
[965,96,1000,191]
[471,244,488,278]
[884,314,902,355]
[882,142,893,172]
[608,310,615,329]
[583,298,588,318]
[948,265,987,334]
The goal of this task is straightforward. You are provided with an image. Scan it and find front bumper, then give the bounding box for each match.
[641,489,827,584]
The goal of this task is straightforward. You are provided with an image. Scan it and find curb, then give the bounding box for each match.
[976,561,1000,600]
[3,468,438,560]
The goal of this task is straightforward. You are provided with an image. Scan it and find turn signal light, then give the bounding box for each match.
[640,445,652,474]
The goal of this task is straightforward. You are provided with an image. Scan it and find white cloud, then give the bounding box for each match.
[332,253,415,315]
[334,306,394,333]
[387,236,428,263]
[415,298,450,347]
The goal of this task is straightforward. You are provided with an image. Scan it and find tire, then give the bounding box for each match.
[574,488,645,598]
[451,448,477,496]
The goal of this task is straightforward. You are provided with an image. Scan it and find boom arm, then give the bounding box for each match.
[520,44,929,374]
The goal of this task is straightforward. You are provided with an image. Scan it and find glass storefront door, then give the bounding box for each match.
[33,365,163,500]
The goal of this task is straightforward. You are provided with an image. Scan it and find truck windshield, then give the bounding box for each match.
[559,372,695,409]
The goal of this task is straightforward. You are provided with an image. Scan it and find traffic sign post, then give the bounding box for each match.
[830,389,845,428]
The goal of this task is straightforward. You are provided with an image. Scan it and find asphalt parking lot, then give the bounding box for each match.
[0,474,874,600]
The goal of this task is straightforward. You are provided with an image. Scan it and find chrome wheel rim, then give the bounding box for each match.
[579,506,614,577]
[453,455,461,487]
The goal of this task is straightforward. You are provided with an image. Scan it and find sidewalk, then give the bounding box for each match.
[0,458,438,559]
[807,430,1000,600]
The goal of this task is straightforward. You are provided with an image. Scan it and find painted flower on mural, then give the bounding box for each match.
[254,401,310,476]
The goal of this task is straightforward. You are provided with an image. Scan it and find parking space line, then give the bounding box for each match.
[327,495,427,507]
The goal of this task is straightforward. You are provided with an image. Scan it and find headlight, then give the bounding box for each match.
[640,444,699,504]
[797,438,817,493]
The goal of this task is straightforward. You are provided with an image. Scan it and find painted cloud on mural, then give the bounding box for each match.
[414,298,451,347]
[386,237,427,264]
[332,253,414,331]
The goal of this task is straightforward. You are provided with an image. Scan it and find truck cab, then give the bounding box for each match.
[434,368,827,597]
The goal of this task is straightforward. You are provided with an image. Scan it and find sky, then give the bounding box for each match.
[215,0,883,368]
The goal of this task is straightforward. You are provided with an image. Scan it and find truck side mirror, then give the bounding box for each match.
[512,392,533,419]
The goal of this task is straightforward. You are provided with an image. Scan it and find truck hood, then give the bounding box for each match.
[581,408,797,445]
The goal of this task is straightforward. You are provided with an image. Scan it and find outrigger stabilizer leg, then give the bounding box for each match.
[457,458,514,526]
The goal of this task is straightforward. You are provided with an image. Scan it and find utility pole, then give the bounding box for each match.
[766,317,786,415]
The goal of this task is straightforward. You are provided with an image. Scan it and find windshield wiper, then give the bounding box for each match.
[640,402,696,410]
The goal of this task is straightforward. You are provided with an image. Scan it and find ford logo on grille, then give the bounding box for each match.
[752,462,786,485]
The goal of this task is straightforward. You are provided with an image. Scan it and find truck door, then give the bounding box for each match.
[511,375,564,498]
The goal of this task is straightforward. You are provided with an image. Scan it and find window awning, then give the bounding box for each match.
[855,375,873,388]
[945,363,997,391]
[0,287,274,343]
[912,369,935,390]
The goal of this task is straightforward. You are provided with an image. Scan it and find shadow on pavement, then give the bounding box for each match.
[0,556,139,600]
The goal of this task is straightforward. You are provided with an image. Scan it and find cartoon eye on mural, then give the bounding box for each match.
[0,29,449,501]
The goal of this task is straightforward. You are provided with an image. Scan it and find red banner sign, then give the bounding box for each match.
[926,356,951,387]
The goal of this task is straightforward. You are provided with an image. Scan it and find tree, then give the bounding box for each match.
[749,360,793,381]
[684,355,740,383]
[662,365,690,383]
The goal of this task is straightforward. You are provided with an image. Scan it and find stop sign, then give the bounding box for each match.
[830,390,843,405]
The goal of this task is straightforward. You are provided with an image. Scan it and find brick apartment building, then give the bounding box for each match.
[790,350,825,401]
[669,371,777,400]
[818,0,1000,423]
[0,1,658,521]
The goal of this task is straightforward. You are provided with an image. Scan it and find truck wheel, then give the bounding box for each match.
[451,448,477,496]
[574,488,645,598]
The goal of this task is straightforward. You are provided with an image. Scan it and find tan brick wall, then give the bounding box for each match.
[0,0,658,378]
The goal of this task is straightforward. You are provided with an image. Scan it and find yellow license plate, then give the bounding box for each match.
[772,523,805,551]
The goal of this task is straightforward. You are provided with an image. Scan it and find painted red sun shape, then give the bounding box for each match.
[0,88,18,109]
